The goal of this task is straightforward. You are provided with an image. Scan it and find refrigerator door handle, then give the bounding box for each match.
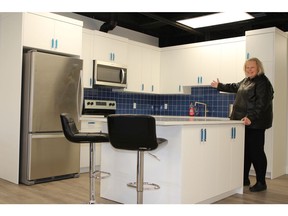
[77,70,84,119]
[31,133,65,139]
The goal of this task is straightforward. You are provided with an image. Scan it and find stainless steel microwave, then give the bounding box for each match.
[93,60,127,88]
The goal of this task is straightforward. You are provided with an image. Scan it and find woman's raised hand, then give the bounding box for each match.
[211,78,220,88]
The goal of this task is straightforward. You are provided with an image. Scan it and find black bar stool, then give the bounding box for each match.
[60,113,109,204]
[107,114,167,204]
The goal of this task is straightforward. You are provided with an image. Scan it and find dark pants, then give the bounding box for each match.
[244,128,267,184]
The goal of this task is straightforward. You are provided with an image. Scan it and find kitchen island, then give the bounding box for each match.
[81,116,245,204]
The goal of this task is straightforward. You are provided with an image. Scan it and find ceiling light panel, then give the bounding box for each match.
[177,12,254,28]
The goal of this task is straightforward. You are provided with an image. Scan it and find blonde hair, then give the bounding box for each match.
[244,57,265,75]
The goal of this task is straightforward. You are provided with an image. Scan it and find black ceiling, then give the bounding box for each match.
[75,12,288,47]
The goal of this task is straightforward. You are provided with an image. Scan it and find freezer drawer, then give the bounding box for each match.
[21,133,80,184]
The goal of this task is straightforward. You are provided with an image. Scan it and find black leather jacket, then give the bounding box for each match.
[217,74,274,129]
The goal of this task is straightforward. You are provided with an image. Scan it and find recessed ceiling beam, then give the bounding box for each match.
[140,13,203,35]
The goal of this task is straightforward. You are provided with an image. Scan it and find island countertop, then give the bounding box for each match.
[80,115,243,126]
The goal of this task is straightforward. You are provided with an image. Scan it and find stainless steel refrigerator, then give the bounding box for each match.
[20,50,83,185]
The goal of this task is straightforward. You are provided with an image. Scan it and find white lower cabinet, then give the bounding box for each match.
[183,125,220,202]
[100,122,244,204]
[80,119,105,172]
[182,124,244,203]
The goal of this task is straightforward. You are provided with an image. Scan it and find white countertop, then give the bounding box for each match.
[80,115,243,126]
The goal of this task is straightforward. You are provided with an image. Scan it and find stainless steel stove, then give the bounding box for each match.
[82,99,116,116]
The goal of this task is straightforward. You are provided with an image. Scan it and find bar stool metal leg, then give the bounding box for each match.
[89,142,96,204]
[127,150,160,204]
[137,150,144,204]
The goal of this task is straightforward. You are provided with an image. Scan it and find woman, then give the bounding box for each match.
[211,57,274,192]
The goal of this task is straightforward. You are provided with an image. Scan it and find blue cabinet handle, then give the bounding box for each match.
[55,39,58,49]
[200,128,207,142]
[200,129,203,142]
[197,76,203,84]
[51,38,54,48]
[110,53,115,61]
[231,127,236,139]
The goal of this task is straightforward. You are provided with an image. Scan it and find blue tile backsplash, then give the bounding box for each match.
[84,86,236,118]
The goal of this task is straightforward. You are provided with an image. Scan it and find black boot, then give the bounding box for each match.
[249,182,267,192]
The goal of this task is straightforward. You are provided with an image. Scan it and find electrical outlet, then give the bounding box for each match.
[133,102,137,109]
[164,103,168,109]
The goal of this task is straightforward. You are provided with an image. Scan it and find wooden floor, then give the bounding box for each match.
[215,174,288,204]
[1,173,288,204]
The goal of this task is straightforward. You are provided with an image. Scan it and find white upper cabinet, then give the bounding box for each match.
[219,38,246,84]
[160,37,246,93]
[188,44,221,86]
[81,29,94,88]
[126,42,142,92]
[93,30,128,66]
[160,48,187,94]
[246,30,274,62]
[126,41,160,93]
[23,13,83,56]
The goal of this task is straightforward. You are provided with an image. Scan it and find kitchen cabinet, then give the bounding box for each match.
[230,126,245,189]
[186,125,220,202]
[82,29,94,88]
[23,13,83,56]
[126,41,160,93]
[99,117,245,204]
[188,44,220,86]
[160,37,246,93]
[185,124,244,202]
[80,119,105,172]
[160,48,187,94]
[246,27,288,179]
[219,39,246,83]
[217,126,244,192]
[186,37,245,86]
[93,30,128,66]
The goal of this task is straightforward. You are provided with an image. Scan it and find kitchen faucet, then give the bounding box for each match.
[195,102,208,117]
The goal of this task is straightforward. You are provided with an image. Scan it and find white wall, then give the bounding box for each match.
[55,12,159,47]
